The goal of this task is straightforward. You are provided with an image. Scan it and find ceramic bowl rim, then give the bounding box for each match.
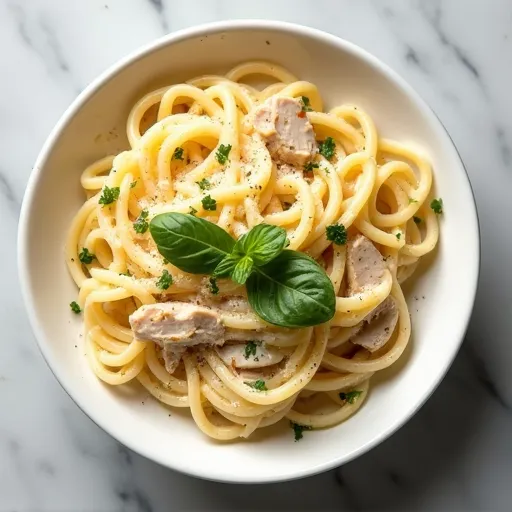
[17,19,480,483]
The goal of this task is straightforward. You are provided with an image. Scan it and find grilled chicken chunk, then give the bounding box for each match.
[253,96,317,167]
[129,302,225,373]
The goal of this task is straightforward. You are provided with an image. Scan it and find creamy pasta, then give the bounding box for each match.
[66,61,439,440]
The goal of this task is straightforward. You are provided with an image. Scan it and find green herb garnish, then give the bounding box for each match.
[408,197,418,204]
[396,232,402,241]
[300,96,312,112]
[133,209,149,234]
[189,206,198,216]
[244,341,258,359]
[318,137,335,160]
[231,256,254,285]
[202,195,217,211]
[430,198,443,214]
[304,161,319,173]
[245,379,267,391]
[130,181,137,189]
[78,248,95,264]
[232,224,287,266]
[173,147,184,160]
[69,301,81,314]
[247,252,334,327]
[215,144,232,165]
[326,224,347,245]
[339,390,363,404]
[156,269,172,290]
[290,421,311,441]
[209,277,219,295]
[98,185,120,206]
[197,178,211,191]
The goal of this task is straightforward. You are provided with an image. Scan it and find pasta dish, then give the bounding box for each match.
[66,61,440,441]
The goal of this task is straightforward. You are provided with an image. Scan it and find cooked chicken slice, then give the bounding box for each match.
[130,302,225,345]
[217,342,284,369]
[253,96,317,166]
[159,345,187,375]
[349,297,399,352]
[129,302,225,373]
[346,234,387,294]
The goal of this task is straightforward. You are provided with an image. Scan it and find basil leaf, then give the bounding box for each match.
[150,213,235,274]
[213,253,239,277]
[234,224,287,266]
[246,251,336,328]
[231,256,254,285]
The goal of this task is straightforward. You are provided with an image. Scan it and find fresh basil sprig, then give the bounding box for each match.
[231,256,254,285]
[213,224,288,285]
[232,224,288,266]
[246,251,336,328]
[149,213,234,274]
[149,213,335,327]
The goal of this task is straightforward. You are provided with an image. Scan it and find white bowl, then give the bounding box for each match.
[18,20,479,483]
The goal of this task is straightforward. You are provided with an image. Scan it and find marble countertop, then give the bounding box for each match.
[3,0,512,510]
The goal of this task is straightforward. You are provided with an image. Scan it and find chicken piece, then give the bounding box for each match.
[349,297,399,352]
[217,342,284,369]
[346,235,387,294]
[253,96,317,166]
[129,302,225,373]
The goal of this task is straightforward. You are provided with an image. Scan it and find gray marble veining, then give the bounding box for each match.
[2,0,512,510]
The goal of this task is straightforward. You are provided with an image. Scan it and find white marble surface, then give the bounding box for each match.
[3,0,512,510]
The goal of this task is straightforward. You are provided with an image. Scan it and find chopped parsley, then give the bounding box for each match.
[300,96,313,112]
[98,185,120,206]
[133,209,149,234]
[326,223,347,245]
[189,206,198,216]
[202,195,217,211]
[244,341,259,359]
[209,277,219,295]
[196,178,211,191]
[215,144,232,165]
[78,247,95,264]
[130,181,137,189]
[408,197,418,204]
[162,257,169,265]
[413,216,422,224]
[245,379,267,391]
[430,198,443,214]
[304,161,319,173]
[290,421,311,441]
[69,301,81,314]
[396,232,402,241]
[156,269,172,290]
[339,390,363,404]
[173,147,184,160]
[318,137,336,160]
[120,270,132,277]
